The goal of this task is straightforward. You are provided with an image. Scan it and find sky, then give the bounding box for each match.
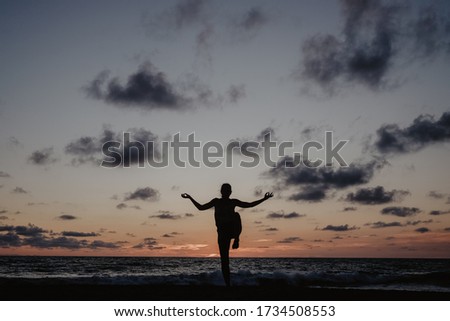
[1,0,450,258]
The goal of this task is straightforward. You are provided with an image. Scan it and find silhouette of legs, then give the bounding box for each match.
[218,234,231,287]
[232,212,242,249]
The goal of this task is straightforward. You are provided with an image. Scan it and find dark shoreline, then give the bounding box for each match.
[1,281,450,301]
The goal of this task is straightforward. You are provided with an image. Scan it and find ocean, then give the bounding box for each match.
[0,256,449,293]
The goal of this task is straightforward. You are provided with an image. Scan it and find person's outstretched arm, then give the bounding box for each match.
[181,193,215,211]
[234,192,273,208]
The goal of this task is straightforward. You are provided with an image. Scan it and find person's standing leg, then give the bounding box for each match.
[218,234,231,287]
[232,212,242,249]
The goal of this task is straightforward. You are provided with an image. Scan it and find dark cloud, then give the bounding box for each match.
[12,187,28,194]
[381,206,421,217]
[0,210,7,214]
[367,221,403,228]
[0,171,11,178]
[429,210,450,216]
[265,157,385,202]
[428,190,445,199]
[231,7,269,41]
[296,0,403,92]
[343,207,357,211]
[22,235,88,249]
[116,203,141,210]
[373,112,450,155]
[288,188,327,202]
[345,186,409,205]
[1,223,122,249]
[150,210,181,220]
[296,1,450,93]
[57,214,78,220]
[133,237,165,250]
[415,227,430,233]
[124,187,159,202]
[28,147,57,166]
[66,126,159,166]
[445,227,450,232]
[88,240,120,249]
[321,224,358,232]
[366,219,433,228]
[14,224,47,236]
[406,219,433,226]
[162,234,174,238]
[0,216,8,220]
[84,63,186,111]
[184,213,194,217]
[0,232,21,247]
[61,231,99,237]
[264,227,278,232]
[410,6,450,59]
[266,211,305,219]
[277,236,303,244]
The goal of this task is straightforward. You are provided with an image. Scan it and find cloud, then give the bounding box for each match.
[57,214,78,220]
[367,221,403,228]
[61,231,99,237]
[373,112,450,155]
[344,186,409,205]
[381,206,421,217]
[343,207,357,211]
[0,232,21,247]
[226,84,246,104]
[124,187,160,202]
[0,171,11,178]
[65,126,159,166]
[321,224,358,232]
[84,63,187,111]
[28,147,58,166]
[0,216,8,220]
[230,7,269,41]
[295,1,450,94]
[277,236,303,244]
[366,219,433,228]
[266,211,306,219]
[288,188,327,202]
[429,210,450,216]
[264,227,278,232]
[11,187,28,194]
[415,227,430,233]
[88,240,120,249]
[116,203,141,210]
[265,157,385,202]
[410,6,450,59]
[133,237,165,250]
[0,210,7,214]
[1,223,122,249]
[150,210,181,220]
[428,191,445,199]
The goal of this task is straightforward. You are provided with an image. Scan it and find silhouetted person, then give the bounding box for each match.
[181,183,273,287]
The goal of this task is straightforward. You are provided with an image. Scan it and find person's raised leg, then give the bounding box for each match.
[218,235,231,287]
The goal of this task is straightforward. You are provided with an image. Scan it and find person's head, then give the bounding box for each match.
[220,183,232,198]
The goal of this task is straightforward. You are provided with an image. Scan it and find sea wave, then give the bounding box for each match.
[2,269,449,292]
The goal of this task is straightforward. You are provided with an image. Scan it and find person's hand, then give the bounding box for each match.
[181,193,191,199]
[264,192,273,200]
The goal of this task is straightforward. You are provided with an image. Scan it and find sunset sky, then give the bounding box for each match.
[1,0,450,258]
